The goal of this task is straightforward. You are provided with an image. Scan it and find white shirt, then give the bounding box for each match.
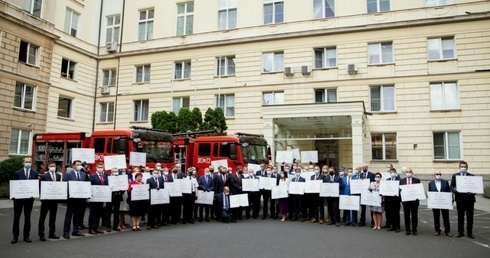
[435,180,441,192]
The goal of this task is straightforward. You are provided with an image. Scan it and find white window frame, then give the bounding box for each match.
[314,47,336,68]
[264,0,284,25]
[99,102,114,123]
[313,0,335,19]
[173,97,190,113]
[371,133,397,160]
[427,37,455,61]
[57,96,73,118]
[367,0,390,13]
[14,82,36,111]
[102,68,116,86]
[217,56,235,76]
[61,58,76,79]
[23,0,42,18]
[370,85,395,112]
[18,40,39,66]
[218,0,237,30]
[174,61,192,80]
[368,42,393,64]
[262,52,284,73]
[177,2,194,36]
[106,14,121,44]
[430,82,459,111]
[216,94,235,118]
[314,88,337,103]
[133,99,149,122]
[135,65,151,83]
[426,0,452,7]
[262,91,284,105]
[64,9,80,37]
[9,128,32,155]
[433,131,462,160]
[138,9,154,41]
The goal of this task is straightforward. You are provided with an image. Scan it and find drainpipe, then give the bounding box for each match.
[113,0,125,130]
[92,0,104,132]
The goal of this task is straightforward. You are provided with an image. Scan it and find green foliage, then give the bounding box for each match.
[191,107,203,130]
[152,107,226,134]
[201,107,227,133]
[151,110,178,133]
[484,186,490,199]
[177,108,195,132]
[0,183,8,198]
[0,156,24,184]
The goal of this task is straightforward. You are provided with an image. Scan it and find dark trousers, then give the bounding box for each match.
[270,198,276,218]
[360,204,374,226]
[182,193,195,223]
[105,201,120,229]
[317,197,325,220]
[260,190,271,218]
[344,210,358,224]
[402,201,419,232]
[89,202,104,230]
[433,209,450,233]
[326,197,340,223]
[63,199,84,234]
[161,204,171,224]
[246,192,260,218]
[12,198,34,238]
[456,201,474,235]
[148,204,163,226]
[291,194,304,219]
[385,198,400,230]
[38,200,58,237]
[199,204,212,219]
[170,197,182,223]
[305,194,316,219]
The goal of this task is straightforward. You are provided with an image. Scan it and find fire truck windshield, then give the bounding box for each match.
[242,144,268,164]
[136,141,173,163]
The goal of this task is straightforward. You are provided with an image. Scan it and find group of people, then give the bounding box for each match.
[11,157,478,244]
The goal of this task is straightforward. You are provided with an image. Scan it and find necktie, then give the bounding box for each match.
[224,194,228,209]
[330,176,333,182]
[25,170,28,179]
[408,178,411,185]
[51,172,55,182]
[222,175,225,184]
[348,176,350,186]
[205,176,208,185]
[164,176,168,182]
[76,172,80,180]
[100,174,104,184]
[238,175,241,182]
[315,175,318,180]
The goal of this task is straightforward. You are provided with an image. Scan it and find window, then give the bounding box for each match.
[370,85,395,112]
[94,138,105,153]
[315,89,337,103]
[264,0,284,24]
[57,96,73,118]
[428,37,455,60]
[367,0,390,13]
[216,94,235,117]
[99,102,114,123]
[174,61,191,80]
[106,15,121,43]
[18,40,39,66]
[217,56,235,76]
[61,59,76,79]
[134,99,149,121]
[263,92,284,105]
[102,69,116,86]
[23,0,42,18]
[430,82,458,110]
[64,9,79,37]
[219,0,237,30]
[371,133,397,160]
[433,132,461,160]
[14,82,35,110]
[135,65,151,83]
[368,42,393,64]
[173,97,190,113]
[138,9,154,41]
[314,0,335,18]
[198,143,211,156]
[314,47,336,68]
[426,0,452,7]
[219,144,230,157]
[9,129,32,155]
[177,2,194,36]
[262,52,284,72]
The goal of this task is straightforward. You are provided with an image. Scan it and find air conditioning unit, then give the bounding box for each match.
[301,65,312,75]
[284,66,294,76]
[106,41,118,53]
[347,64,358,75]
[100,86,110,95]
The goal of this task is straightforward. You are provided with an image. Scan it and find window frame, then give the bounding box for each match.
[218,0,237,30]
[371,132,397,160]
[314,47,337,68]
[138,9,154,41]
[106,14,121,44]
[176,2,194,36]
[216,56,236,76]
[430,82,459,111]
[370,85,395,112]
[367,0,390,13]
[102,68,116,86]
[14,82,36,111]
[64,9,80,37]
[174,61,192,80]
[427,37,456,61]
[216,94,235,118]
[133,99,149,122]
[9,128,32,155]
[313,0,335,19]
[433,131,462,160]
[314,88,337,103]
[172,97,190,113]
[18,40,39,66]
[264,0,284,25]
[24,0,42,18]
[262,91,284,106]
[426,0,452,7]
[262,52,284,73]
[368,42,393,65]
[135,64,151,83]
[99,102,115,123]
[57,96,73,118]
[61,58,76,79]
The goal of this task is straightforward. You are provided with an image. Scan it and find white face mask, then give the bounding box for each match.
[76,165,83,171]
[348,172,353,177]
[97,168,104,173]
[249,173,254,177]
[435,175,441,180]
[49,167,56,173]
[390,172,396,178]
[295,173,301,176]
[406,173,412,178]
[163,171,169,176]
[205,172,210,176]
[375,178,381,182]
[156,166,162,170]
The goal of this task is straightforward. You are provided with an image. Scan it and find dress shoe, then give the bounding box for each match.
[113,228,121,232]
[79,224,87,230]
[319,220,324,224]
[328,222,335,225]
[445,232,453,237]
[291,218,297,221]
[24,237,32,243]
[456,234,464,238]
[152,225,159,229]
[387,228,395,231]
[434,232,441,236]
[336,223,340,227]
[262,217,266,220]
[252,216,258,219]
[72,232,85,237]
[40,236,47,241]
[344,223,351,226]
[395,229,400,233]
[89,230,98,235]
[95,229,104,234]
[11,238,18,244]
[199,218,203,222]
[382,225,391,228]
[49,234,60,239]
[468,235,475,239]
[405,231,411,235]
[189,221,194,224]
[412,231,418,236]
[147,226,151,230]
[351,223,358,227]
[106,227,112,232]
[358,223,366,227]
[205,218,210,222]
[63,234,70,239]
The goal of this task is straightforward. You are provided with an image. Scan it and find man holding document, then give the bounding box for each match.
[399,168,420,236]
[38,161,62,241]
[450,161,476,239]
[428,171,452,237]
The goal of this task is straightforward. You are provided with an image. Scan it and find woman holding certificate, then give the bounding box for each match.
[278,170,289,221]
[369,173,383,230]
[128,172,145,231]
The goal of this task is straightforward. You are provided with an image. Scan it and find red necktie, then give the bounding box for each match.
[51,172,55,182]
[408,178,411,185]
[100,174,104,185]
[222,175,225,183]
[164,176,167,182]
[25,170,28,179]
[238,176,241,182]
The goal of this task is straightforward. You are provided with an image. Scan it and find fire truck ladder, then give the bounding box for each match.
[131,126,168,133]
[235,132,264,138]
[172,129,219,138]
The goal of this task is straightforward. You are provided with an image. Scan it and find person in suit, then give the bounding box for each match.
[259,166,274,220]
[384,167,401,233]
[359,164,375,227]
[38,161,61,241]
[198,167,214,222]
[11,157,38,244]
[181,167,199,224]
[450,161,476,239]
[63,160,88,239]
[230,166,244,219]
[147,167,164,229]
[128,172,146,231]
[308,165,324,223]
[277,170,289,221]
[399,167,420,235]
[323,166,341,227]
[369,173,383,230]
[160,167,172,226]
[270,166,281,220]
[105,167,124,232]
[245,168,260,219]
[216,187,233,222]
[170,165,184,224]
[88,162,108,235]
[289,168,306,221]
[428,170,452,237]
[341,167,359,226]
[214,167,230,219]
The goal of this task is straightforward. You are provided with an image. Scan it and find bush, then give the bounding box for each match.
[0,157,25,185]
[0,183,9,198]
[484,186,490,199]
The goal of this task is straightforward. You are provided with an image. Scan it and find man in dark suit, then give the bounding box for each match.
[384,168,401,233]
[88,162,108,235]
[323,167,341,227]
[258,166,273,220]
[105,167,124,232]
[450,161,476,239]
[147,168,165,229]
[270,167,281,220]
[161,168,172,226]
[359,164,375,227]
[216,187,232,222]
[38,161,61,241]
[11,157,38,244]
[230,166,244,219]
[399,167,421,235]
[309,166,324,223]
[170,165,184,224]
[290,168,306,221]
[214,167,230,219]
[244,168,260,219]
[198,168,214,222]
[63,160,88,239]
[428,170,452,237]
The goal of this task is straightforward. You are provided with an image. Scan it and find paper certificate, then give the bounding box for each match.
[247,164,261,173]
[90,185,112,202]
[230,194,249,208]
[166,182,182,197]
[271,184,289,199]
[195,190,214,205]
[150,188,170,205]
[130,184,149,201]
[242,179,259,192]
[103,155,126,170]
[304,180,322,194]
[339,195,360,211]
[360,190,381,207]
[300,151,318,163]
[288,182,305,195]
[400,183,426,202]
[40,181,68,200]
[456,176,484,194]
[129,152,146,167]
[350,179,371,194]
[301,172,314,181]
[211,159,228,169]
[259,177,275,190]
[71,148,95,164]
[379,180,400,196]
[381,173,391,181]
[320,183,339,197]
[276,151,293,163]
[108,176,129,192]
[10,180,39,199]
[180,178,192,194]
[427,192,453,210]
[68,181,91,199]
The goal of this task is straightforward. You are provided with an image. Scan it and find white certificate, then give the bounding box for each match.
[381,172,391,181]
[320,183,339,197]
[180,178,192,194]
[68,181,91,199]
[242,179,259,192]
[104,155,126,170]
[71,148,95,164]
[195,190,214,205]
[291,148,301,161]
[400,183,426,202]
[130,184,149,201]
[211,159,228,169]
[360,189,382,207]
[259,177,276,190]
[130,152,146,167]
[271,184,289,199]
[247,164,261,173]
[276,151,293,163]
[304,180,321,194]
[288,181,305,195]
[456,176,484,194]
[9,180,39,199]
[379,180,400,196]
[300,151,318,163]
[350,179,371,194]
[230,193,249,208]
[108,175,129,192]
[166,181,182,197]
[90,185,112,202]
[150,188,170,205]
[339,195,360,211]
[40,181,68,200]
[301,172,314,181]
[427,192,453,210]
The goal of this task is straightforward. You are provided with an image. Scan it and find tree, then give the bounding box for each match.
[177,108,195,132]
[190,107,203,131]
[202,107,227,133]
[152,107,226,134]
[151,110,178,133]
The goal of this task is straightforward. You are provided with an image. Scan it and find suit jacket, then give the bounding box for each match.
[214,173,230,193]
[310,173,325,181]
[90,173,109,186]
[13,168,38,180]
[323,175,341,194]
[450,172,476,203]
[64,170,87,182]
[40,171,61,182]
[216,192,231,217]
[171,172,183,180]
[399,177,421,204]
[147,176,165,189]
[428,179,451,193]
[230,173,244,194]
[198,174,214,191]
[360,171,375,182]
[291,175,306,182]
[256,169,267,177]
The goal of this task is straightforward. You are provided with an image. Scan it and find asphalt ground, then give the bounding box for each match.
[0,203,489,258]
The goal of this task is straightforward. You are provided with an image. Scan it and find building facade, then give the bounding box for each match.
[1,0,489,175]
